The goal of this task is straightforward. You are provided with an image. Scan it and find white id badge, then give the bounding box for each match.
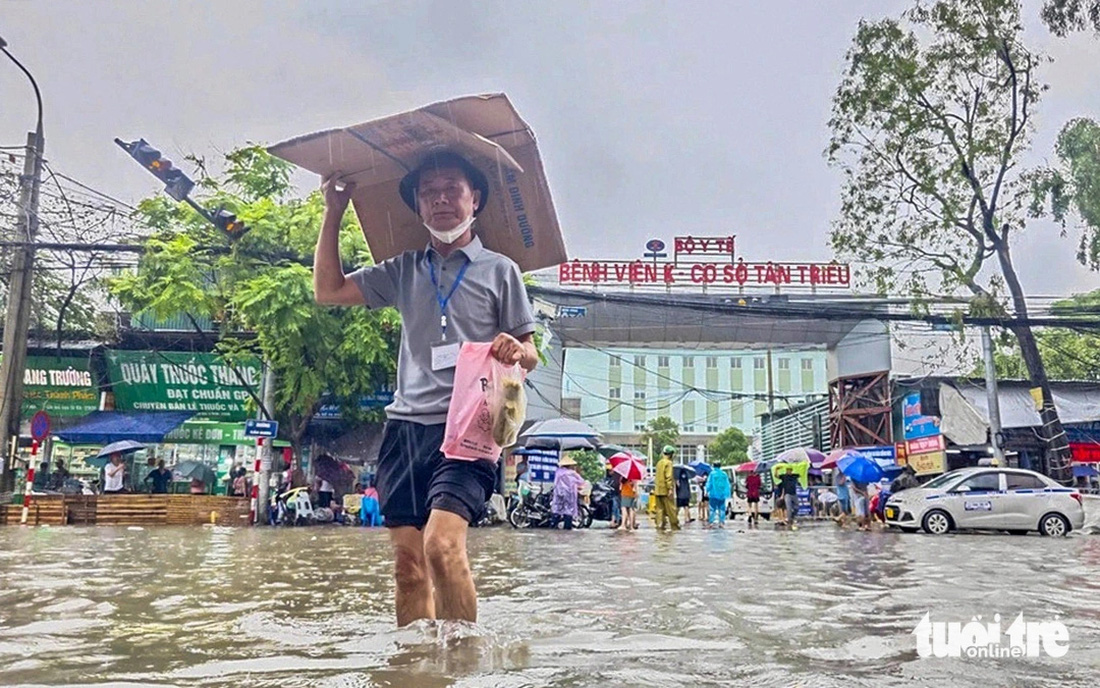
[431,341,461,371]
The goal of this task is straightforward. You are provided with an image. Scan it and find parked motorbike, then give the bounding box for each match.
[582,479,619,528]
[508,488,555,528]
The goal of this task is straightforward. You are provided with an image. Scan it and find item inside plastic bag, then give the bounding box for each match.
[489,360,527,448]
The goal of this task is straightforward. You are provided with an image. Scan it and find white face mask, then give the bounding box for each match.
[424,215,474,244]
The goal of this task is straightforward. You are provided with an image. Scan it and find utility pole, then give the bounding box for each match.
[981,326,1006,467]
[0,130,44,492]
[255,364,276,523]
[0,37,45,492]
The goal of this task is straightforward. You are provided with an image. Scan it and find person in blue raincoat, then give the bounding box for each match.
[704,463,732,529]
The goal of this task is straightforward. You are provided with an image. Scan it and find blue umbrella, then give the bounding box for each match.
[881,465,905,481]
[689,460,712,476]
[837,454,886,484]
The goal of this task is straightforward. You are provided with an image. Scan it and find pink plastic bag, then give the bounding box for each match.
[441,342,527,462]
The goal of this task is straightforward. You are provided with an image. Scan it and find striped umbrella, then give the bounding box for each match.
[608,452,647,481]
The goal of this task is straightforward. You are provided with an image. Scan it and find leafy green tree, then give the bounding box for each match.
[826,0,1073,481]
[571,449,606,485]
[109,146,398,460]
[641,416,680,458]
[708,427,750,466]
[1029,118,1100,269]
[1041,0,1100,35]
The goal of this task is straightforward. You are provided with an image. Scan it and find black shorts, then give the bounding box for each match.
[376,420,496,529]
[676,496,690,508]
[747,496,760,504]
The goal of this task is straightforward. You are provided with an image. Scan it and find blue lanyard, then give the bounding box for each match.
[428,255,470,339]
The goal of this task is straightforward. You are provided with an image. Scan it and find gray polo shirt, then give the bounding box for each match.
[349,235,536,424]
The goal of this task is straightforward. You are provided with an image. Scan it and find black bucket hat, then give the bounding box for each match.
[399,150,490,217]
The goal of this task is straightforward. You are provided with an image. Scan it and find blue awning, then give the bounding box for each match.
[54,411,195,445]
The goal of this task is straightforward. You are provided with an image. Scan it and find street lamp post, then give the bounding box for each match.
[0,36,46,491]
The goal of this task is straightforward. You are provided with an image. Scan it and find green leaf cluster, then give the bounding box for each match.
[640,416,680,456]
[708,426,750,466]
[571,449,607,485]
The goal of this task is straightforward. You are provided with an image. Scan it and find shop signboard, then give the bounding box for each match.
[1,354,99,419]
[797,487,813,516]
[852,444,898,469]
[164,420,288,447]
[908,450,947,476]
[903,391,942,440]
[314,386,396,420]
[105,351,261,421]
[521,449,559,484]
[905,435,946,456]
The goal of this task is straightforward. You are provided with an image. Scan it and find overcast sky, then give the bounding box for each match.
[2,0,1098,300]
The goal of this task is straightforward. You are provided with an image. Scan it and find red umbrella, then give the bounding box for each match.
[608,452,646,481]
[735,461,758,473]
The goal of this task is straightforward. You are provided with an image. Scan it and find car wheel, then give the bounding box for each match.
[921,509,953,535]
[1038,513,1070,537]
[508,506,531,529]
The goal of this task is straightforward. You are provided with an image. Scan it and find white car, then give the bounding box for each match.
[884,467,1085,537]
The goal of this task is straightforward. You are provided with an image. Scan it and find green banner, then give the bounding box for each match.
[164,420,289,447]
[105,350,261,422]
[0,354,99,419]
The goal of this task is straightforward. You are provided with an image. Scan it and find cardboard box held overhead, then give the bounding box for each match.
[268,93,566,273]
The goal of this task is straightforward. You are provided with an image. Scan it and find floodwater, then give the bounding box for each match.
[0,522,1099,688]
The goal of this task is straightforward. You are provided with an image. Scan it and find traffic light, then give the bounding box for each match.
[114,137,195,201]
[116,136,249,240]
[212,208,250,239]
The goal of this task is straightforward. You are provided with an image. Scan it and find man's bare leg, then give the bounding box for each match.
[423,509,477,622]
[389,526,434,626]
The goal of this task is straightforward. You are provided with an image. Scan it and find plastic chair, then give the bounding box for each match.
[292,491,315,524]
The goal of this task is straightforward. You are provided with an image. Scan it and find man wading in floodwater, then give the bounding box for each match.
[313,150,538,625]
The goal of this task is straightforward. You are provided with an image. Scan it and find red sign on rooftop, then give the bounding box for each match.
[557,235,851,290]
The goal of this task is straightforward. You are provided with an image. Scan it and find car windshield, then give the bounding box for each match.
[920,471,965,490]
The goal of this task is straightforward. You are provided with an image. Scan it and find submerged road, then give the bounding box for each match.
[0,523,1098,687]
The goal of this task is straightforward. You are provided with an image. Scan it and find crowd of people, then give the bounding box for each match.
[531,444,927,535]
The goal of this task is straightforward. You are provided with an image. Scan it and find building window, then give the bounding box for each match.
[609,356,621,368]
[707,424,719,433]
[684,423,695,432]
[634,354,646,368]
[609,387,621,399]
[658,355,670,368]
[706,356,718,368]
[801,358,814,371]
[753,357,765,370]
[634,422,646,432]
[731,358,742,369]
[683,356,694,368]
[634,390,646,400]
[778,358,790,370]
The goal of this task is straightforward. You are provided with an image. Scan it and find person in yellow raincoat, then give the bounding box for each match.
[653,446,680,531]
